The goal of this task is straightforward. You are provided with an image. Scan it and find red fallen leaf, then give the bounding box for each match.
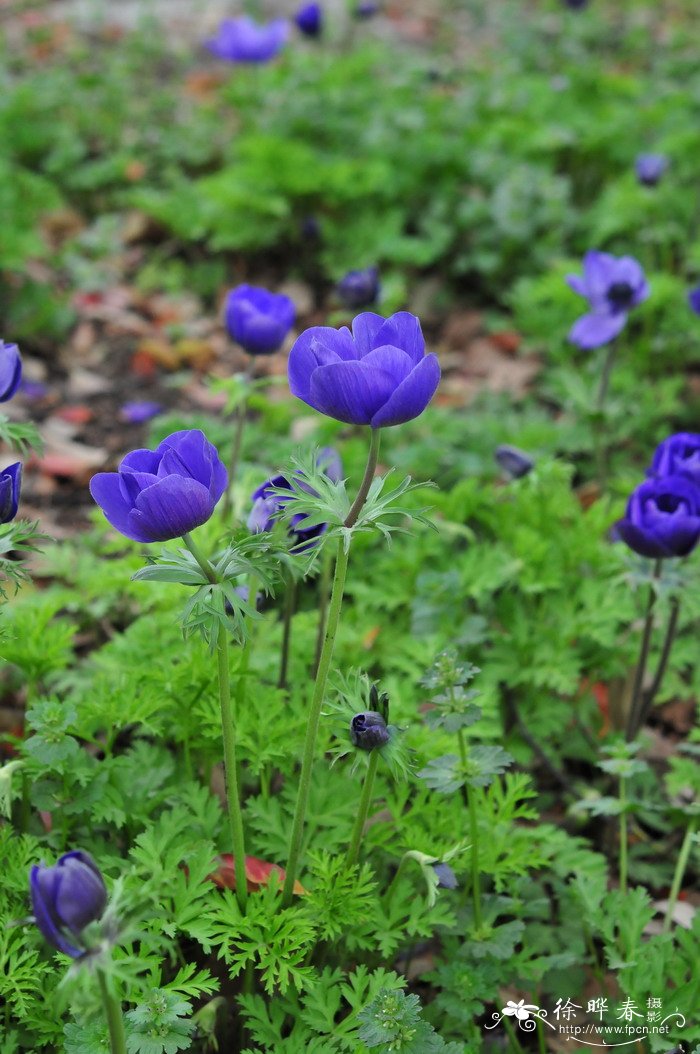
[209,854,307,896]
[33,453,97,483]
[590,681,611,736]
[490,330,522,355]
[56,405,94,426]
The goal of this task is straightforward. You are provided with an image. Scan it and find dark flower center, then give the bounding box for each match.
[607,282,634,311]
[655,494,684,514]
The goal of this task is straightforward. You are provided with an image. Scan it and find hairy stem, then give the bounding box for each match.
[626,559,662,741]
[593,341,617,488]
[97,971,127,1054]
[458,728,482,930]
[663,815,698,933]
[278,576,297,691]
[281,430,381,905]
[313,549,332,677]
[182,533,247,909]
[638,594,680,731]
[619,776,628,894]
[346,750,380,868]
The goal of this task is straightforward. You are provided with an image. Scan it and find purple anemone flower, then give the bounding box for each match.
[206,16,289,63]
[225,284,296,356]
[288,311,441,428]
[295,2,322,37]
[614,475,700,559]
[121,400,162,424]
[688,285,700,316]
[566,251,649,350]
[30,850,107,958]
[649,433,700,487]
[0,462,21,523]
[248,447,341,552]
[635,153,668,187]
[337,266,380,309]
[0,342,22,403]
[90,429,227,543]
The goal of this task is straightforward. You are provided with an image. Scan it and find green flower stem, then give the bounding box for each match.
[313,549,333,677]
[346,749,380,868]
[182,533,248,910]
[383,854,409,903]
[593,341,617,488]
[663,814,698,933]
[595,341,617,414]
[278,575,297,691]
[638,594,681,732]
[97,970,127,1054]
[281,429,381,906]
[619,776,628,894]
[626,558,662,741]
[458,728,482,930]
[217,630,248,910]
[502,1015,525,1054]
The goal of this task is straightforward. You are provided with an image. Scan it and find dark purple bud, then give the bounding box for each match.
[688,285,700,316]
[635,153,668,187]
[0,342,22,403]
[121,400,162,424]
[300,215,322,241]
[431,861,458,889]
[0,463,21,524]
[614,475,700,559]
[562,0,589,8]
[336,267,380,310]
[355,0,379,17]
[205,16,289,63]
[295,2,322,38]
[650,433,700,487]
[90,429,227,543]
[350,711,390,751]
[495,444,534,480]
[224,284,296,356]
[30,850,107,958]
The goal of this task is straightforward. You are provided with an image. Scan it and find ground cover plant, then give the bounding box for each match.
[1,0,700,1051]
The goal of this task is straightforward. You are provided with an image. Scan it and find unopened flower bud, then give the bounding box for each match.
[431,861,458,889]
[30,850,107,958]
[350,711,390,751]
[495,444,534,480]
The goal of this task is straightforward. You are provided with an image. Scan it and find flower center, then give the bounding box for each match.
[654,494,685,515]
[607,282,634,311]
